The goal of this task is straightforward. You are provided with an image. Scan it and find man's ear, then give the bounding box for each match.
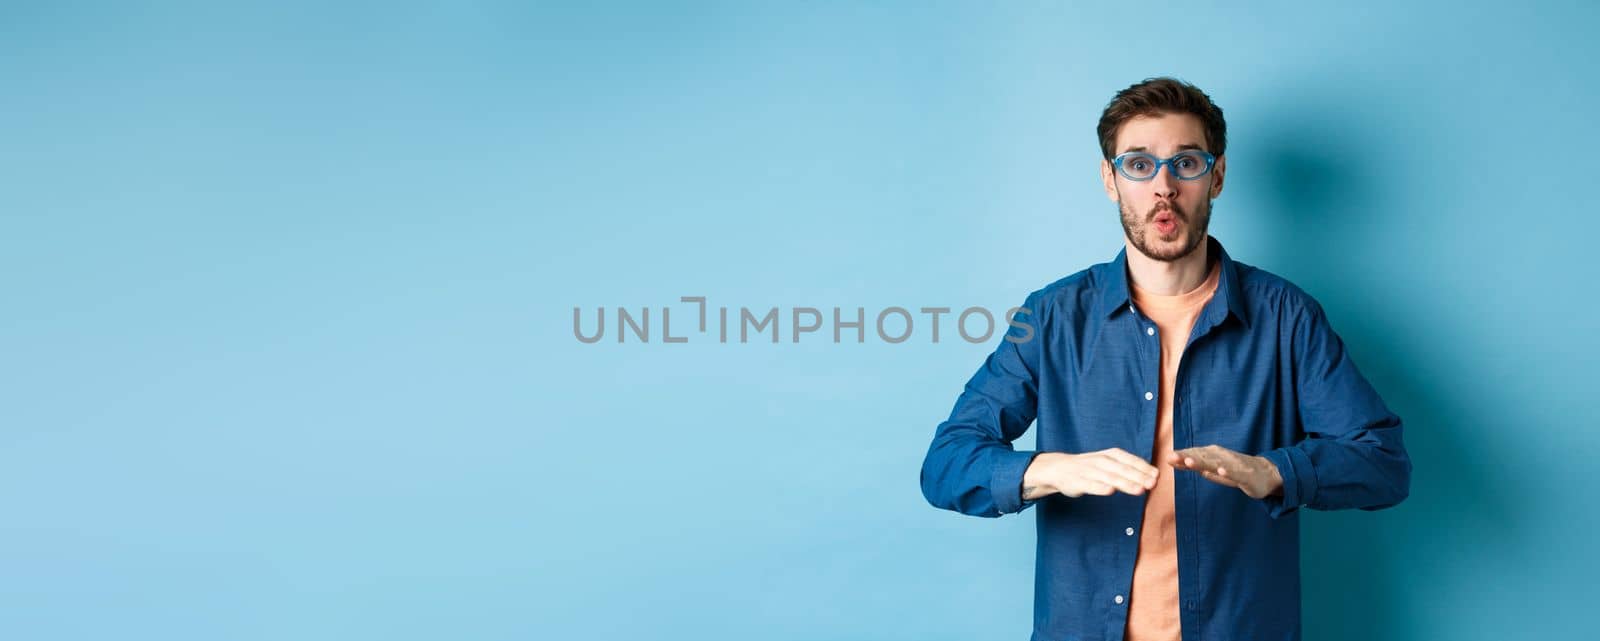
[1209,154,1226,199]
[1100,159,1119,202]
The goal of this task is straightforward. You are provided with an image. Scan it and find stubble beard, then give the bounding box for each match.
[1119,196,1213,263]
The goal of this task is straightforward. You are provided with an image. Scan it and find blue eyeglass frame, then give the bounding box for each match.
[1111,149,1217,181]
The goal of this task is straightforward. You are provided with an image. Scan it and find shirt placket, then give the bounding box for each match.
[1113,301,1165,641]
[1172,306,1225,640]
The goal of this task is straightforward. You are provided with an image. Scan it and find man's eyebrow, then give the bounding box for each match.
[1120,143,1206,154]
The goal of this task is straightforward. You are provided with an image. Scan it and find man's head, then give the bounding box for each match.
[1097,78,1227,262]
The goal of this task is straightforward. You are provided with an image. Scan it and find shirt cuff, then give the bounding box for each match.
[992,450,1041,515]
[1258,446,1317,519]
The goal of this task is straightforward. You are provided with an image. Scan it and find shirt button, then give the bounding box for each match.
[1125,527,1135,536]
[1146,327,1155,336]
[1144,391,1154,401]
[1115,595,1125,604]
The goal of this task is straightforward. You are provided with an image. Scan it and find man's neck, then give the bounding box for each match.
[1125,234,1212,296]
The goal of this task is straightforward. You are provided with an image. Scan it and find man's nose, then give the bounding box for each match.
[1151,162,1180,198]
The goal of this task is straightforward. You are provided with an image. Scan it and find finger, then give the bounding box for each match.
[1171,450,1194,468]
[1089,454,1158,489]
[1183,445,1233,471]
[1088,453,1152,489]
[1084,467,1147,495]
[1076,475,1120,496]
[1209,445,1244,464]
[1173,448,1210,469]
[1083,480,1115,496]
[1199,469,1242,488]
[1190,449,1228,473]
[1206,445,1248,471]
[1092,449,1157,476]
[1102,448,1161,477]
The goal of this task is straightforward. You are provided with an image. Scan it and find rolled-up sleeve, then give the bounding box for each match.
[920,295,1044,518]
[1259,297,1413,519]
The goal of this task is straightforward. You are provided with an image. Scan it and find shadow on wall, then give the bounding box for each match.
[1245,88,1516,641]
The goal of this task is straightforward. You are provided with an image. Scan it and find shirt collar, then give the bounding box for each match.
[1096,235,1251,329]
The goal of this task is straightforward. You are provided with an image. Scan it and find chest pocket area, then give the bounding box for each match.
[1182,350,1279,454]
[1068,351,1147,453]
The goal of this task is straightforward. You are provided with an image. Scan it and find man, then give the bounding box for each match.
[918,77,1412,641]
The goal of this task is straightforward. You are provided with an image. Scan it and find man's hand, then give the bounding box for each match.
[1168,445,1284,499]
[1023,448,1159,500]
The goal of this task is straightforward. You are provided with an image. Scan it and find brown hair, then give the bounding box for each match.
[1096,77,1227,161]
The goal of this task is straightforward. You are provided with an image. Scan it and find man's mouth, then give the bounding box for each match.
[1152,209,1179,235]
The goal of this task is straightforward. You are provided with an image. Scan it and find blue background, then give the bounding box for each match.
[4,2,1597,639]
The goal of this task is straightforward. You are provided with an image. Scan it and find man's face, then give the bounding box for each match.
[1100,112,1226,262]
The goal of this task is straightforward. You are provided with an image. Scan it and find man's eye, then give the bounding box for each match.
[1131,160,1151,171]
[1176,157,1196,169]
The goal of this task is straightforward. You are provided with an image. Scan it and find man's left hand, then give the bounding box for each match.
[1168,445,1284,500]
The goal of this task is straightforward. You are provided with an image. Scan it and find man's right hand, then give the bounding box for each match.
[1022,448,1160,500]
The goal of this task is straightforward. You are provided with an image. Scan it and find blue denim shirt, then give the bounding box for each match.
[919,236,1411,641]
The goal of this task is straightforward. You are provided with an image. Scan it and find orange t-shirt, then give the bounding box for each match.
[1123,257,1221,641]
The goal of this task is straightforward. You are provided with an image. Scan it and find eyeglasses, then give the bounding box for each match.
[1111,149,1217,181]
